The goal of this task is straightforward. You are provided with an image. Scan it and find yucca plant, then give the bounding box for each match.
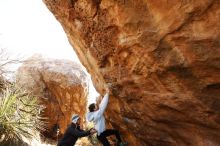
[0,84,45,146]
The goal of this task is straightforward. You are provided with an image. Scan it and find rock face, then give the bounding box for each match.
[16,56,88,138]
[43,0,220,145]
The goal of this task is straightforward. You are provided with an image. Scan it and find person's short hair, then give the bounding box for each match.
[89,103,96,112]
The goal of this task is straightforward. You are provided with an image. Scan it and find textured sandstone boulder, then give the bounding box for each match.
[16,55,88,138]
[43,0,220,145]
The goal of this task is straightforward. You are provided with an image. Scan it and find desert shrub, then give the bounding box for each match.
[0,84,45,146]
[86,122,100,145]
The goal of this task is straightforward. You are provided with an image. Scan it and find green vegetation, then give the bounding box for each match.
[0,49,45,145]
[0,84,45,146]
[86,122,100,145]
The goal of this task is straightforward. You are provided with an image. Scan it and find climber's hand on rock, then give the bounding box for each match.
[106,83,113,93]
[106,87,110,93]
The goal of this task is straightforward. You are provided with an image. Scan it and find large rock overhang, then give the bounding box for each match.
[43,0,220,145]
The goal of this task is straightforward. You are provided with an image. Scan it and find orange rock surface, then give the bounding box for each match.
[43,0,220,145]
[16,56,88,138]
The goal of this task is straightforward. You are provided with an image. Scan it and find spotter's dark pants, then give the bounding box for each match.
[97,129,122,146]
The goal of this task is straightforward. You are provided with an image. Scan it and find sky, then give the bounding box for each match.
[0,0,98,102]
[0,0,79,61]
